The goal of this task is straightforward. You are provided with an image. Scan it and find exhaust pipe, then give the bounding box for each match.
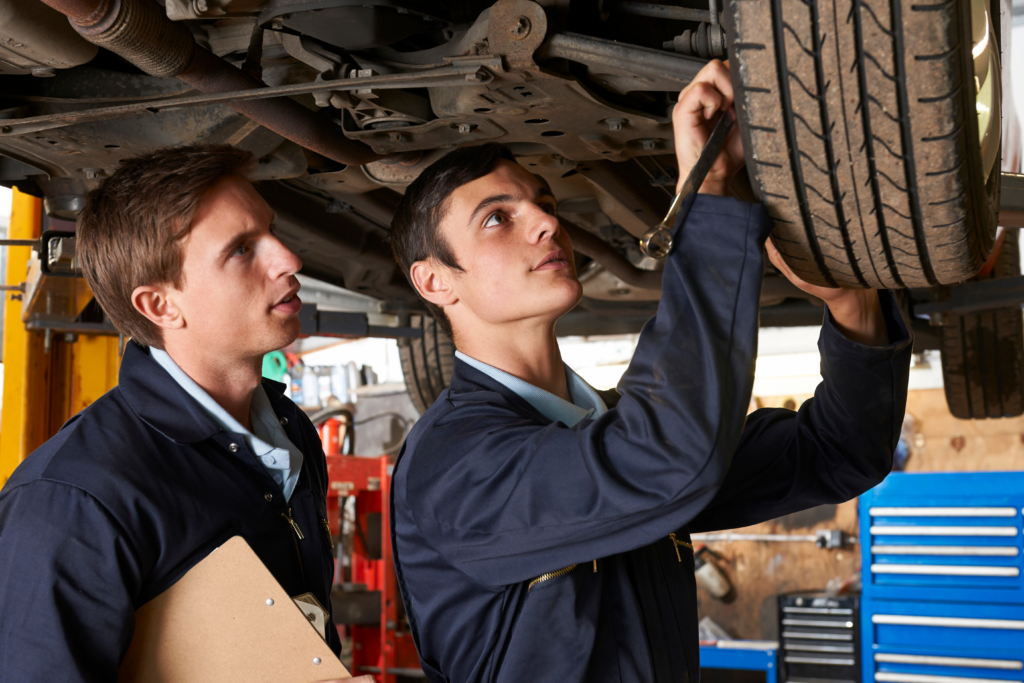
[41,0,381,166]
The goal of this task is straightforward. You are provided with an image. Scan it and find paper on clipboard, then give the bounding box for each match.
[119,536,351,683]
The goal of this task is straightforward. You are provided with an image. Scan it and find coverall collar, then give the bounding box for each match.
[118,340,288,445]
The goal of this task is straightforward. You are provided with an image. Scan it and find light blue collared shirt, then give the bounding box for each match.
[455,350,607,427]
[151,348,304,501]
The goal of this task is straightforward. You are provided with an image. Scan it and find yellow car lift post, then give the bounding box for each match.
[0,189,120,485]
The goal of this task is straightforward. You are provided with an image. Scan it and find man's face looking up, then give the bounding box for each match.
[419,159,583,337]
[137,175,304,361]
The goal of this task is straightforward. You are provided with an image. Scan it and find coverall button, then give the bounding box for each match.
[279,417,288,426]
[228,442,239,453]
[264,492,273,502]
[263,455,276,466]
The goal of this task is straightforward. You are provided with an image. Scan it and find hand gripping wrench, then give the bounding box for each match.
[639,110,735,259]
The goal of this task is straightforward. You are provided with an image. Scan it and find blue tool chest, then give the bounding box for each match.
[859,472,1024,683]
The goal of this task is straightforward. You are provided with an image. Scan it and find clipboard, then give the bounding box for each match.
[119,536,352,683]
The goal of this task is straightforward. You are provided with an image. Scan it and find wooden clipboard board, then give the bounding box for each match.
[119,536,352,683]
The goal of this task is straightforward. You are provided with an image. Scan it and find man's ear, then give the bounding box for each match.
[131,284,185,331]
[410,260,458,308]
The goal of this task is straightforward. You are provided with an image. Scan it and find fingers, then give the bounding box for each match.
[766,238,790,275]
[674,60,734,123]
[672,60,741,196]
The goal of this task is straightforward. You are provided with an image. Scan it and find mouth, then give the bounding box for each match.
[534,249,570,271]
[272,286,302,314]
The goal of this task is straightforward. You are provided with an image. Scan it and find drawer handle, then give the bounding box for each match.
[871,526,1018,537]
[872,545,1020,557]
[873,615,1024,630]
[782,619,854,629]
[870,507,1018,518]
[876,673,1021,683]
[788,644,855,654]
[871,564,1020,577]
[783,607,855,615]
[875,654,1022,671]
[785,656,854,667]
[783,630,852,641]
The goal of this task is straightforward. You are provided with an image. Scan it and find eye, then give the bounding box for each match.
[483,212,507,228]
[232,243,249,258]
[540,203,557,215]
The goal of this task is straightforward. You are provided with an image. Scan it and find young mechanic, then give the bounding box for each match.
[388,61,911,682]
[0,146,369,682]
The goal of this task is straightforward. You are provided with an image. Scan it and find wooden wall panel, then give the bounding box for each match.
[901,388,1024,472]
[694,500,859,640]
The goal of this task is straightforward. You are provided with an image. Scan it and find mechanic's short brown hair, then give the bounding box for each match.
[390,143,517,342]
[77,144,255,349]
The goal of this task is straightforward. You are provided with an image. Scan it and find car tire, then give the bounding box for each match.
[939,230,1024,419]
[398,315,455,415]
[728,0,1000,289]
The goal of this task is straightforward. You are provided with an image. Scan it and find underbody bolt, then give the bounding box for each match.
[465,71,484,83]
[458,123,475,134]
[82,168,102,180]
[192,0,208,12]
[640,139,657,150]
[389,132,406,143]
[510,16,531,40]
[30,66,55,78]
[606,118,625,132]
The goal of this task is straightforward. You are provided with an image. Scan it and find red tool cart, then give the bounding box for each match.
[320,417,422,682]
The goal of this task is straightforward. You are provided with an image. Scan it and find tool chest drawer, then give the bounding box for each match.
[868,645,1024,683]
[779,592,861,683]
[863,599,1024,652]
[859,473,1024,605]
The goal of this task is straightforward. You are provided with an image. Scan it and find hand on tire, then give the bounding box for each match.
[767,239,889,347]
[672,60,745,197]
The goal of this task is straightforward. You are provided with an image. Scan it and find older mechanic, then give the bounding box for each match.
[386,60,911,681]
[0,146,371,681]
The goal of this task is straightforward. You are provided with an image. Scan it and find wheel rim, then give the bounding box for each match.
[971,0,1001,184]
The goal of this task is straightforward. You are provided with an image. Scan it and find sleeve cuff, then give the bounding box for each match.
[820,290,914,357]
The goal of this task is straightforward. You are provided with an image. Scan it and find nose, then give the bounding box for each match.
[267,233,303,279]
[525,203,561,245]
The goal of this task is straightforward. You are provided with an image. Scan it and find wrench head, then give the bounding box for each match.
[640,227,673,259]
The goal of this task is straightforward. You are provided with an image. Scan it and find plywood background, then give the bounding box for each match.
[698,388,1024,639]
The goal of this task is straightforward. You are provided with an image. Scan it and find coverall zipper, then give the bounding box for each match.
[528,564,578,590]
[282,507,307,586]
[668,532,693,562]
[320,517,335,551]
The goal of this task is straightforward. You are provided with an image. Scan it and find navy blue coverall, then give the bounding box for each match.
[391,196,913,683]
[0,343,340,680]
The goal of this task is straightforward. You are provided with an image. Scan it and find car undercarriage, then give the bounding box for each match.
[1,0,1021,416]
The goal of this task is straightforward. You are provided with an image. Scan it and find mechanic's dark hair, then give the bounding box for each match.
[77,144,256,349]
[390,143,517,342]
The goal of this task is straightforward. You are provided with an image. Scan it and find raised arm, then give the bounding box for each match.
[691,289,913,532]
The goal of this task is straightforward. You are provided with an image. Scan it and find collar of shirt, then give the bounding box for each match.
[454,350,607,427]
[149,348,304,500]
